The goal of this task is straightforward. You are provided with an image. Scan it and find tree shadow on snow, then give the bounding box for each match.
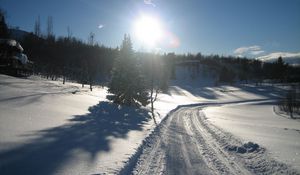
[0,101,151,175]
[237,83,286,99]
[166,85,221,100]
[174,83,286,101]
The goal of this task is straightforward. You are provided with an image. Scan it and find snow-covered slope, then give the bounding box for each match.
[0,75,156,175]
[0,74,211,174]
[1,73,299,174]
[204,101,300,171]
[121,66,300,174]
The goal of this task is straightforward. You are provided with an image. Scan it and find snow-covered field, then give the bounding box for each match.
[0,74,212,174]
[0,73,299,174]
[204,101,300,171]
[0,74,154,174]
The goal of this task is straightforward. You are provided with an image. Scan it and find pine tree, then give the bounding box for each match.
[108,35,149,106]
[273,56,286,81]
[0,10,9,38]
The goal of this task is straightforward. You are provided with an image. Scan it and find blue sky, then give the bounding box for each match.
[1,0,300,58]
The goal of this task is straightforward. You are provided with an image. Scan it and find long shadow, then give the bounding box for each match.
[236,84,285,99]
[0,101,151,175]
[175,82,286,100]
[170,85,221,100]
[0,92,71,103]
[184,86,220,99]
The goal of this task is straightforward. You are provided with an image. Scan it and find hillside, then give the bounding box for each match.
[0,73,299,174]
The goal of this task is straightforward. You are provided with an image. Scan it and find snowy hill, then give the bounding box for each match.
[0,74,201,174]
[257,52,300,66]
[0,74,299,174]
[0,75,154,174]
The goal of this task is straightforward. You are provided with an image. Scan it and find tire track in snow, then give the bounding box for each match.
[123,100,299,175]
[189,109,250,175]
[129,107,250,175]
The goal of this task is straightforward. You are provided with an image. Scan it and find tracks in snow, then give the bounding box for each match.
[129,106,250,175]
[124,104,299,175]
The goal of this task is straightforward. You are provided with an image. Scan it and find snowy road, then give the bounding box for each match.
[130,106,250,175]
[128,104,298,175]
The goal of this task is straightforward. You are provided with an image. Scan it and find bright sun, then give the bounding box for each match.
[134,15,163,47]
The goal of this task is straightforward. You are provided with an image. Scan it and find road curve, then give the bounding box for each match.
[130,106,251,175]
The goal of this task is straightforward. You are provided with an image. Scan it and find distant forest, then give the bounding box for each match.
[20,35,300,86]
[1,12,300,90]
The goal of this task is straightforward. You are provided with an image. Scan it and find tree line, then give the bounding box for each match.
[1,11,300,117]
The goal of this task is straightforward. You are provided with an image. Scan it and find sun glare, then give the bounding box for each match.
[134,15,163,47]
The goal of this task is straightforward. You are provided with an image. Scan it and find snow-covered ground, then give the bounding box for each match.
[127,104,298,175]
[204,101,300,171]
[0,74,215,174]
[0,74,155,174]
[1,72,299,174]
[125,66,300,174]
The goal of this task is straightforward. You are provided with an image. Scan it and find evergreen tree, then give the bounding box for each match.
[272,56,287,81]
[108,35,149,106]
[277,56,286,79]
[219,66,235,84]
[0,10,9,38]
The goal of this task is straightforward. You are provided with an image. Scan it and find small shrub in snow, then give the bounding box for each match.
[278,85,300,119]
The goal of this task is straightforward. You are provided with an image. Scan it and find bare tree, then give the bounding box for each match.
[279,85,300,119]
[149,54,161,124]
[88,32,95,45]
[47,16,53,38]
[150,80,159,124]
[34,15,41,37]
[67,26,72,39]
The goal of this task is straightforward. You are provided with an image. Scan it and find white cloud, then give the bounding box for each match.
[234,45,264,56]
[256,52,300,61]
[251,50,265,55]
[98,24,104,29]
[144,0,156,7]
